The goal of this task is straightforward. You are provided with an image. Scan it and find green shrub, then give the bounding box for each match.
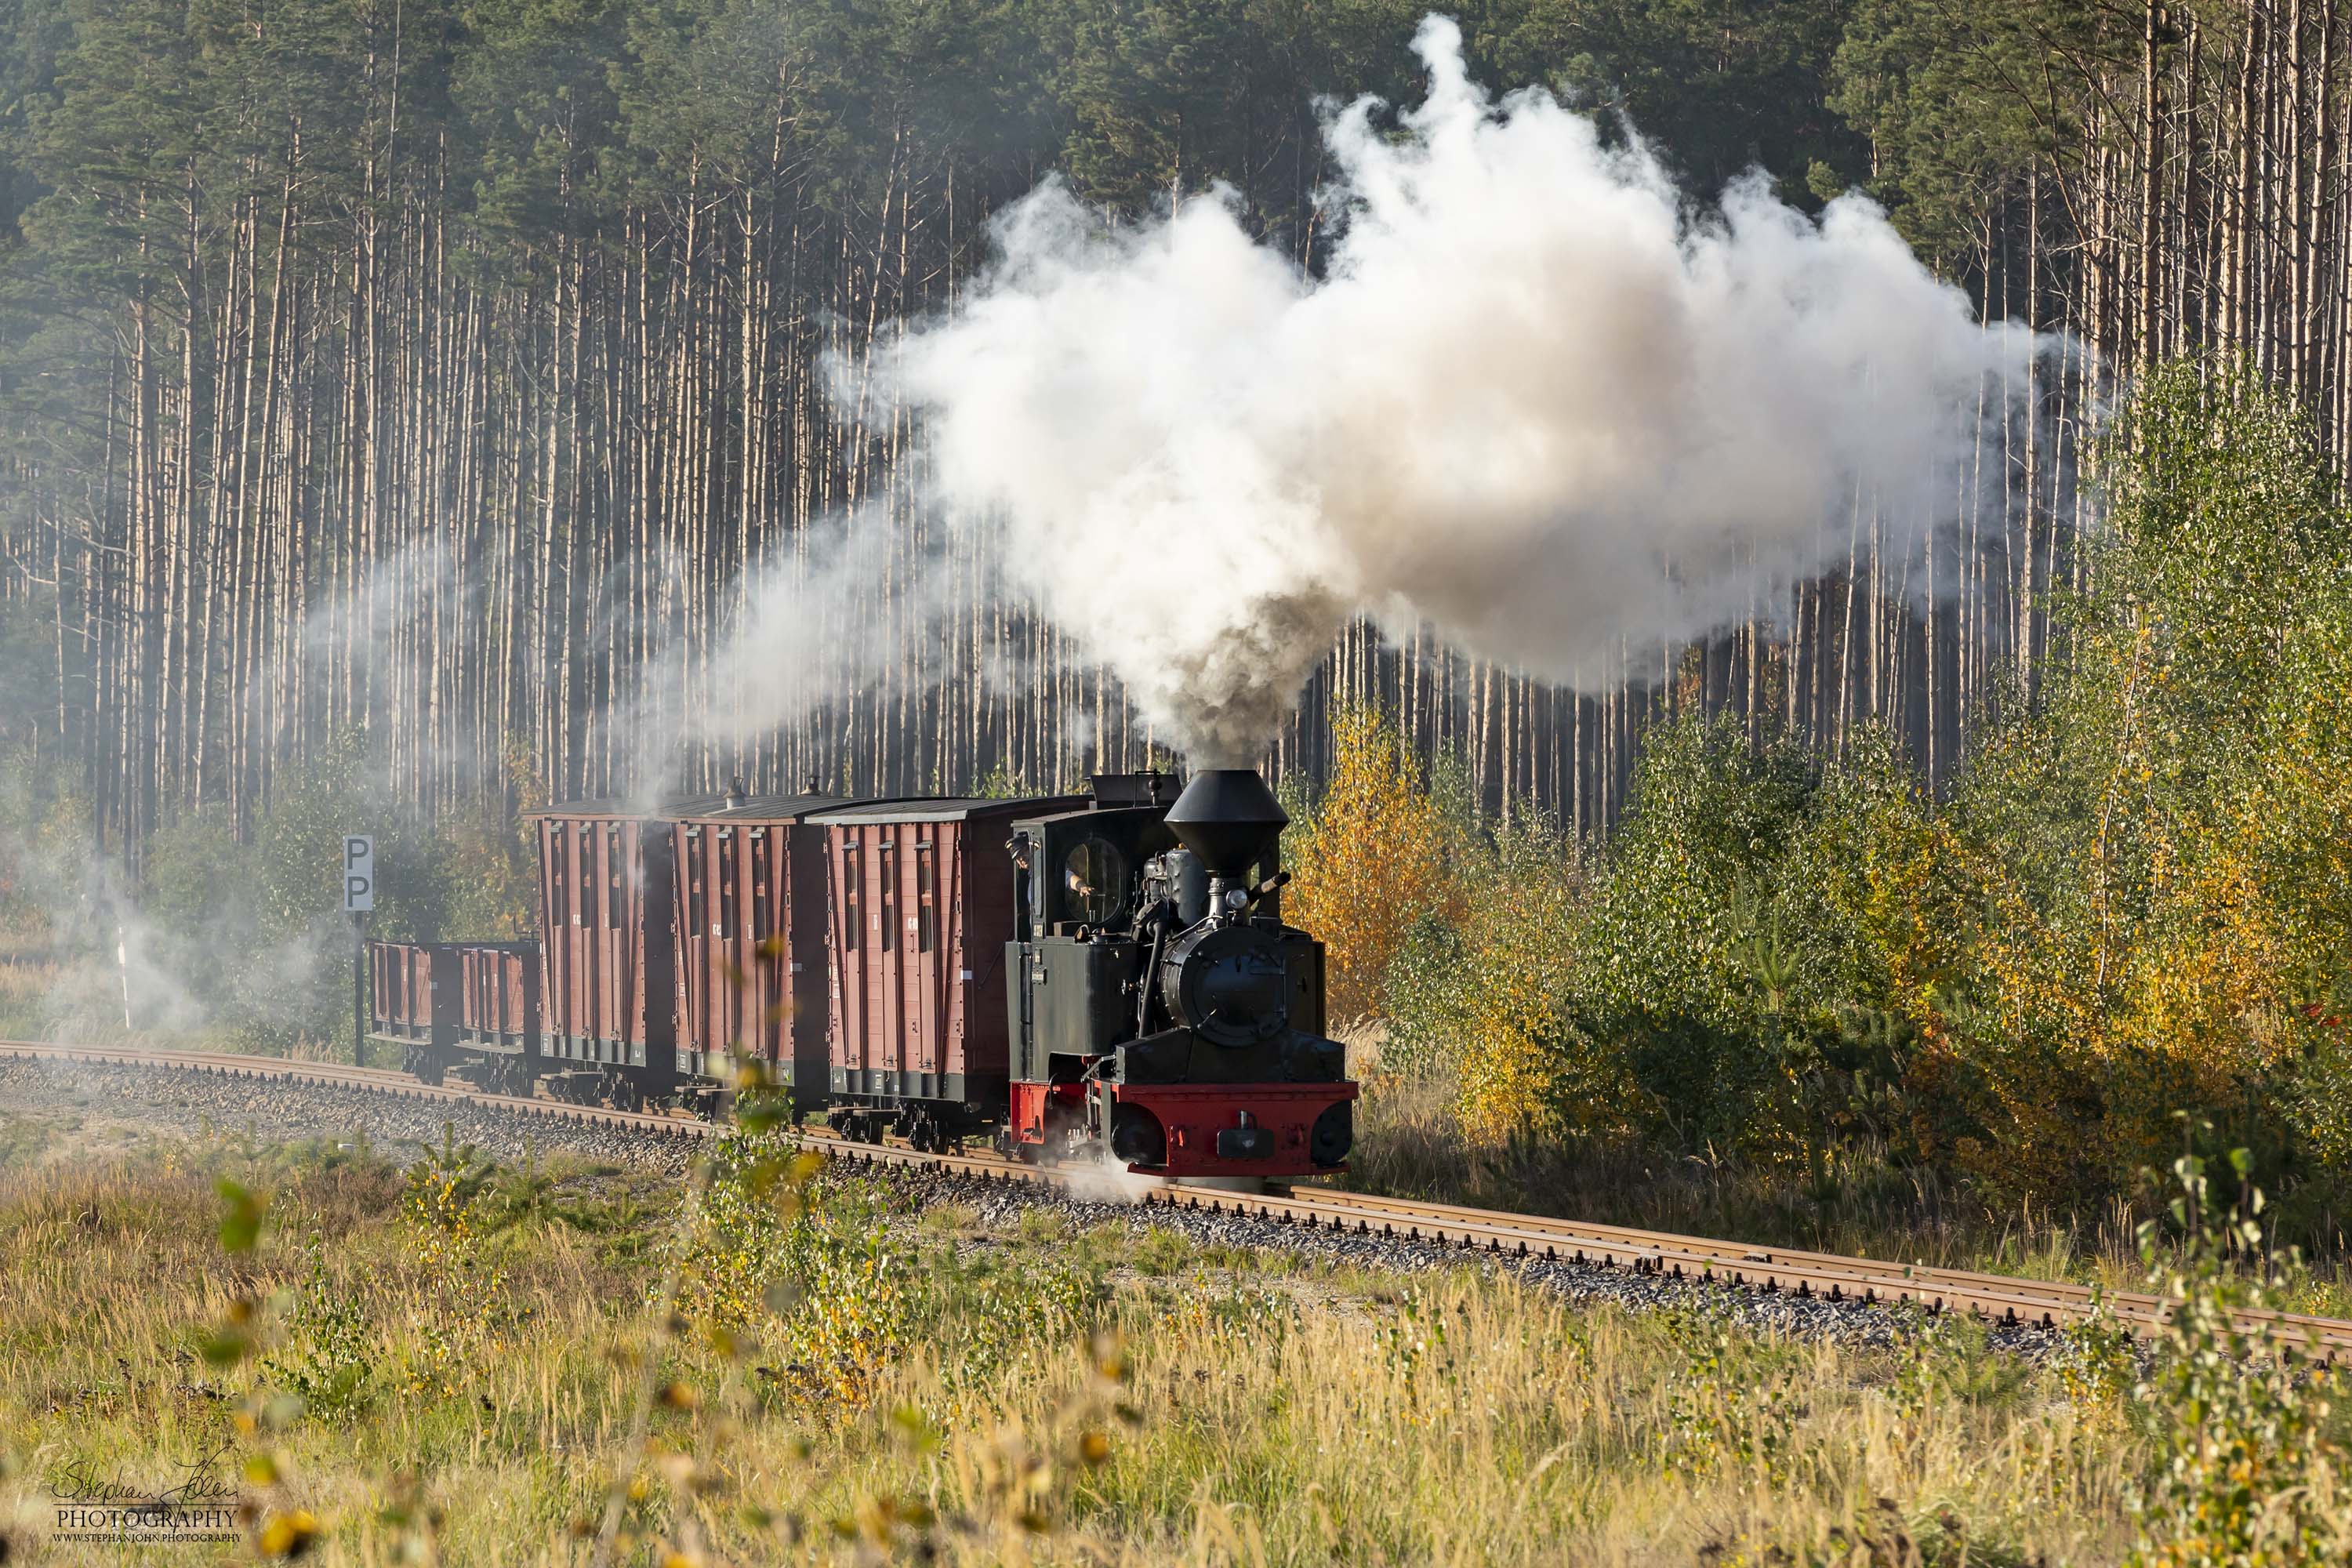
[1359,363,2352,1225]
[2126,1148,2350,1566]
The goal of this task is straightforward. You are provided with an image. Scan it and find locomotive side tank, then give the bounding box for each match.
[1005,769,1357,1178]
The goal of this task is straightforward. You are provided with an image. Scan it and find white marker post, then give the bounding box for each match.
[343,836,374,1066]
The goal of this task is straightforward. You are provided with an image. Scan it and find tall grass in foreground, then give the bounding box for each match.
[5,1112,2344,1566]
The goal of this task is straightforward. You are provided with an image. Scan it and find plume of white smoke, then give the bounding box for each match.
[884,15,2053,766]
[21,840,212,1041]
[618,507,960,806]
[298,539,514,790]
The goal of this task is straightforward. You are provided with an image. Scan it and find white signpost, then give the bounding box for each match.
[343,835,376,912]
[344,834,374,1065]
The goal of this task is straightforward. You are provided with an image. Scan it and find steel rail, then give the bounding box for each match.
[9,1039,2347,1356]
[0,1040,714,1140]
[1255,1183,2352,1353]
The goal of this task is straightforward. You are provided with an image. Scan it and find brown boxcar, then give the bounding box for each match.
[811,796,1083,1138]
[367,940,456,1080]
[452,942,539,1094]
[668,792,844,1105]
[527,801,680,1104]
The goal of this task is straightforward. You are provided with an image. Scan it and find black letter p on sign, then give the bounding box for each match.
[343,835,375,913]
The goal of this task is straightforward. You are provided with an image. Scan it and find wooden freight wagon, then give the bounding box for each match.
[526,800,681,1109]
[368,940,456,1081]
[453,942,539,1095]
[668,790,844,1109]
[811,795,1083,1148]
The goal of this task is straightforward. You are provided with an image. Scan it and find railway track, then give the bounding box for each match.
[0,1039,711,1141]
[10,1037,2350,1358]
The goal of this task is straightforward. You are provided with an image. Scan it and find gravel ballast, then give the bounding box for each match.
[892,1165,2066,1357]
[0,1054,700,1174]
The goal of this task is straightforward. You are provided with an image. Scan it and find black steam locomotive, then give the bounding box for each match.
[1003,769,1354,1175]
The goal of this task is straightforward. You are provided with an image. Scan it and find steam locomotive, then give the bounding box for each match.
[366,769,1357,1180]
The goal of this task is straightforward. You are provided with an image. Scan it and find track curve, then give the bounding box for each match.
[9,1038,2346,1357]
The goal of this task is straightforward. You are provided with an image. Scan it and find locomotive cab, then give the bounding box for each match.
[1005,769,1358,1178]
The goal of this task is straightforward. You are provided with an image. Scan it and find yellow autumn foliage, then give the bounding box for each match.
[1295,367,2352,1207]
[1286,705,1457,1025]
[1451,839,1581,1144]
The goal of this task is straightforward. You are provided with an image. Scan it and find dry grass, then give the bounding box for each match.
[0,955,62,1039]
[0,1113,2194,1566]
[1344,1069,2352,1321]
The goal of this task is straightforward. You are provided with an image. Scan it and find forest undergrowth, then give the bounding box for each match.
[1295,366,2352,1287]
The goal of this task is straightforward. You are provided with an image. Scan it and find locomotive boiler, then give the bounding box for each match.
[1001,769,1356,1176]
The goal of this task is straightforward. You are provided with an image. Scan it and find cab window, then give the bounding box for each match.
[1062,837,1127,925]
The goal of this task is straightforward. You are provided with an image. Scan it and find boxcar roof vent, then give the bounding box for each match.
[724,776,748,811]
[1163,768,1286,877]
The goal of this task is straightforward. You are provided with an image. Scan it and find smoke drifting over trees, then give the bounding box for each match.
[0,0,2344,847]
[893,18,2048,766]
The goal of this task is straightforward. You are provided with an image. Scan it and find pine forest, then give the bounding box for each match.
[4,0,2347,851]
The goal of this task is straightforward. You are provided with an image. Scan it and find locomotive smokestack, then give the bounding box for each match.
[1163,769,1287,886]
